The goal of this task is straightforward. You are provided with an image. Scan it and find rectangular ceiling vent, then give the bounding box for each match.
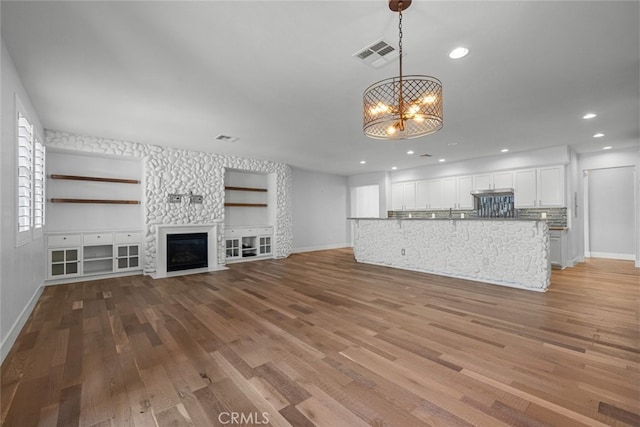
[353,39,399,69]
[215,135,239,142]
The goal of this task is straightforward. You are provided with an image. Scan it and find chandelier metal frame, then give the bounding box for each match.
[363,0,443,140]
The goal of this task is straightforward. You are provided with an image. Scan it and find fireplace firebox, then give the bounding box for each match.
[166,233,208,272]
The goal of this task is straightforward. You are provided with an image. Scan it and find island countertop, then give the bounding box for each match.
[348,217,544,222]
[350,218,550,292]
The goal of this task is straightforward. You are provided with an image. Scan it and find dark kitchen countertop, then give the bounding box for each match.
[348,217,544,222]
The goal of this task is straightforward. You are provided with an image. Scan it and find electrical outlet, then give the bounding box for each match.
[168,194,181,203]
[190,195,203,204]
[401,249,405,256]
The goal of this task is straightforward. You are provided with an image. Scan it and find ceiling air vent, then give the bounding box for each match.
[420,153,432,157]
[215,135,239,142]
[353,39,399,69]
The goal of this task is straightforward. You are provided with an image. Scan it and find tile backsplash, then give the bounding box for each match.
[388,207,567,227]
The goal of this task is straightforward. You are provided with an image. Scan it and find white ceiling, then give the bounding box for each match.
[2,1,638,176]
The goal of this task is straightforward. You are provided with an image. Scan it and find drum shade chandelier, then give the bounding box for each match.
[363,0,443,140]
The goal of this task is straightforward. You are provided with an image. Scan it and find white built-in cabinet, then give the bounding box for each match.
[538,166,565,207]
[514,166,565,208]
[473,171,514,191]
[47,230,142,281]
[456,176,474,209]
[392,165,565,211]
[441,178,457,209]
[225,226,273,262]
[416,176,472,210]
[416,180,443,210]
[391,182,416,210]
[514,169,537,208]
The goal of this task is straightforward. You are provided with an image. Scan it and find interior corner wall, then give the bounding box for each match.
[1,40,46,362]
[44,131,293,271]
[291,167,348,252]
[577,146,640,266]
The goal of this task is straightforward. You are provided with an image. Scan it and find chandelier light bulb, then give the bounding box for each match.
[422,95,437,104]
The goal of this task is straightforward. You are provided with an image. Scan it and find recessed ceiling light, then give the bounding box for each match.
[407,150,414,155]
[501,148,509,153]
[360,160,366,164]
[438,158,446,163]
[602,146,612,150]
[583,113,597,119]
[449,47,469,59]
[593,133,605,138]
[391,166,398,170]
[447,142,458,146]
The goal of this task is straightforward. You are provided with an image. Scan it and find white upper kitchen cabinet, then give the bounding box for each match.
[416,179,443,210]
[392,181,417,210]
[474,171,514,191]
[493,171,514,189]
[415,181,429,210]
[442,177,457,209]
[514,169,537,208]
[473,174,493,191]
[514,166,565,208]
[457,176,474,209]
[427,179,443,209]
[538,166,565,207]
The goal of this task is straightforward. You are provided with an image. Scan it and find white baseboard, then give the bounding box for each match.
[570,256,584,267]
[292,243,349,254]
[45,270,142,286]
[588,251,636,261]
[1,284,44,364]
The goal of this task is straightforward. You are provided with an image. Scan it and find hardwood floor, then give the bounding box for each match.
[2,249,638,426]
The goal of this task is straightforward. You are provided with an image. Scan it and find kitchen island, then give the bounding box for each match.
[350,218,550,291]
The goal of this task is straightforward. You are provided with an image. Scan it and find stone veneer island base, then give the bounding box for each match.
[350,218,551,292]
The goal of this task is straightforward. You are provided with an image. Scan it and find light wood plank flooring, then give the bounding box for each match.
[2,249,639,426]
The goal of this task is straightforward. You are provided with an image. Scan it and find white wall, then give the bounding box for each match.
[292,167,349,252]
[587,166,635,258]
[578,147,639,265]
[1,41,46,362]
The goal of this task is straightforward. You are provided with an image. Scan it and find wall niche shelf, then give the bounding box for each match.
[224,203,267,207]
[50,174,140,184]
[51,198,140,205]
[225,186,267,192]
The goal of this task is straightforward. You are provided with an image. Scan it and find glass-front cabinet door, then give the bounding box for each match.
[49,248,80,278]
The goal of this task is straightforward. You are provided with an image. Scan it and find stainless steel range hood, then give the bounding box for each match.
[470,188,514,197]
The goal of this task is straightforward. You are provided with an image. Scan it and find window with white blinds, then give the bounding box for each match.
[34,138,45,229]
[16,108,46,245]
[17,113,33,234]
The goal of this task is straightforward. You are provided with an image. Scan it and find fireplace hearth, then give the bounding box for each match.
[166,232,208,272]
